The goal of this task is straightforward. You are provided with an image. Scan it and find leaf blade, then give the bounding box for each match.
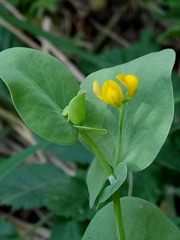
[81,49,175,171]
[0,48,80,145]
[82,197,180,240]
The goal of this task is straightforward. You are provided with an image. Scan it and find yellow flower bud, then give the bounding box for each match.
[93,80,123,108]
[116,74,138,98]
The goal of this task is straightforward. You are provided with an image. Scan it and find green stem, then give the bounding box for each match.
[81,110,126,240]
[80,131,113,178]
[113,191,126,240]
[115,104,125,166]
[16,212,53,240]
[113,104,126,240]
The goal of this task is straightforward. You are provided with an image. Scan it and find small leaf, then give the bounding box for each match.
[98,162,127,206]
[82,197,180,240]
[0,48,80,145]
[67,90,86,125]
[87,158,107,208]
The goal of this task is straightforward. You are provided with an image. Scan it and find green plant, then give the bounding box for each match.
[0,47,179,239]
[8,0,63,17]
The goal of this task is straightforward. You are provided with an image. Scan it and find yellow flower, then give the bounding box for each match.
[116,74,138,99]
[93,80,123,108]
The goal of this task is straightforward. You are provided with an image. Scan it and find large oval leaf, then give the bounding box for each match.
[0,48,80,145]
[82,197,180,240]
[81,49,175,171]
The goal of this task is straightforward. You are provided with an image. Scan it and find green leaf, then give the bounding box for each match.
[82,197,180,240]
[66,90,86,125]
[51,217,84,240]
[81,49,175,171]
[0,143,45,183]
[0,48,80,145]
[0,218,19,240]
[0,164,66,209]
[70,96,106,133]
[98,163,127,206]
[45,176,95,220]
[87,158,107,208]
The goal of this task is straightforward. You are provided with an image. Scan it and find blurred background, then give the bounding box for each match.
[0,0,180,239]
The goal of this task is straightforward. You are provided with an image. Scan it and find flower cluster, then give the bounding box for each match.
[93,74,138,108]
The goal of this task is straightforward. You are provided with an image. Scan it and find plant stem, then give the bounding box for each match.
[81,108,126,240]
[80,131,113,178]
[113,190,126,240]
[115,105,125,166]
[113,104,126,240]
